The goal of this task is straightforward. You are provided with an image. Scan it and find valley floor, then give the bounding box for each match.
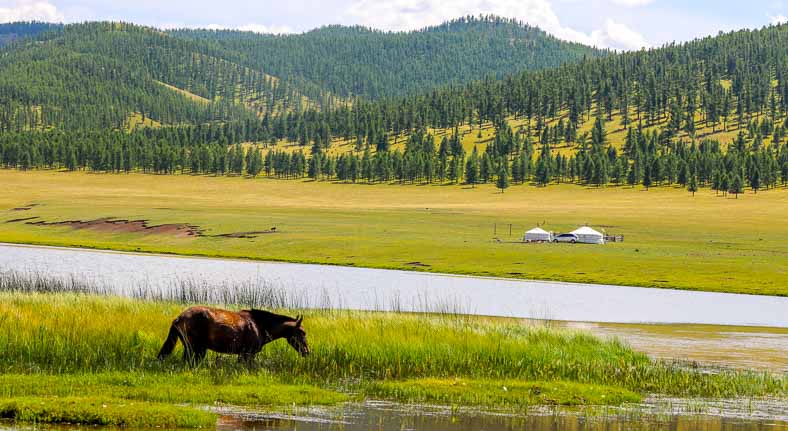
[0,170,786,296]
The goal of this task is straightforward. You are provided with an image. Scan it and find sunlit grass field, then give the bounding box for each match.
[0,170,786,296]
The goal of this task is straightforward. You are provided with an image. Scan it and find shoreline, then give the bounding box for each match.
[2,241,787,328]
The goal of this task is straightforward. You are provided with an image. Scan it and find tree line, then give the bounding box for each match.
[3,119,787,197]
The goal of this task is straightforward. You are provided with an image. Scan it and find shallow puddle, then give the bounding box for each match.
[216,401,788,431]
[560,321,788,373]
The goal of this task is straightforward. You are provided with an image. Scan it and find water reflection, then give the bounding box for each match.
[217,402,788,431]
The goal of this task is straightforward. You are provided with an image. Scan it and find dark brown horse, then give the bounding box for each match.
[157,306,310,364]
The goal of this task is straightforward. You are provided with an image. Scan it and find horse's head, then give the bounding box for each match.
[286,315,310,357]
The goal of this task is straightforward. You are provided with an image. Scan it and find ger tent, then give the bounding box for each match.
[570,226,605,244]
[524,227,552,242]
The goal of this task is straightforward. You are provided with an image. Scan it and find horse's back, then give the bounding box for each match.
[176,306,257,354]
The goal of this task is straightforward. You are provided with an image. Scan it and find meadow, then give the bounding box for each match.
[1,170,786,296]
[0,269,785,427]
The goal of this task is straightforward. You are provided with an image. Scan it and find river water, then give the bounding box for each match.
[1,243,786,327]
[1,242,787,372]
[216,400,788,431]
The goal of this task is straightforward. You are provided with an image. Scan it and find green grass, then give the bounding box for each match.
[1,293,783,396]
[0,291,785,426]
[1,170,786,296]
[0,373,349,407]
[366,378,641,408]
[0,396,216,428]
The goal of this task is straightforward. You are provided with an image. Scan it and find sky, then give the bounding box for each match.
[0,0,786,51]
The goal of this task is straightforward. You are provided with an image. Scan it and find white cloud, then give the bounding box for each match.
[0,0,64,23]
[770,14,787,25]
[591,19,650,50]
[344,0,649,50]
[610,0,654,7]
[237,24,293,34]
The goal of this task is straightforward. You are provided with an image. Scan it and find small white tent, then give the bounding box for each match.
[571,226,605,244]
[524,227,552,242]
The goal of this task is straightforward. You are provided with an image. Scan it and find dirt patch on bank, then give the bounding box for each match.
[6,216,39,223]
[25,218,203,238]
[10,203,38,211]
[15,216,277,240]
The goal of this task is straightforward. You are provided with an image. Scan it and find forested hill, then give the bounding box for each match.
[0,22,331,132]
[171,16,606,99]
[0,17,600,132]
[2,20,788,194]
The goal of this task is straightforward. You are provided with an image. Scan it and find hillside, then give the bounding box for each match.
[0,22,323,133]
[172,16,606,99]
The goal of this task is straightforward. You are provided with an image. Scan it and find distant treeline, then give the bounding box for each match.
[2,119,787,195]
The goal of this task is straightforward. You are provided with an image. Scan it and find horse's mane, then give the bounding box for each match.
[244,309,295,329]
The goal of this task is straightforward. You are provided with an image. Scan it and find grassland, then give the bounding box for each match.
[0,289,784,427]
[1,170,786,296]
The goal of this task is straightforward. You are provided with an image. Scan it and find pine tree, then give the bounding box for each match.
[688,175,698,196]
[750,168,760,194]
[642,165,652,190]
[626,163,637,187]
[730,173,744,198]
[496,162,510,193]
[720,172,729,196]
[465,147,479,187]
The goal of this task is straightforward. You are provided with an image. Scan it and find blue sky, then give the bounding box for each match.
[1,0,786,50]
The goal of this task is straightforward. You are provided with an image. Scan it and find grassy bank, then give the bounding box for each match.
[0,288,785,427]
[1,170,786,296]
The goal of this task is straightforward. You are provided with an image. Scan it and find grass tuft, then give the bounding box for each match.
[0,396,216,428]
[366,378,642,408]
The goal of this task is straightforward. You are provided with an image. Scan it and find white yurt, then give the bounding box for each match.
[570,226,605,244]
[524,227,552,242]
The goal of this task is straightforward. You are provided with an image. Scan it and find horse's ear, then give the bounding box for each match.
[295,315,303,327]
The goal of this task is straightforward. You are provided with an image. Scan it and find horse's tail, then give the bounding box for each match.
[157,320,183,360]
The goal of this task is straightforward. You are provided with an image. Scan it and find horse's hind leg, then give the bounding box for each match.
[183,346,206,366]
[182,344,194,364]
[181,337,201,366]
[194,347,207,364]
[238,352,255,367]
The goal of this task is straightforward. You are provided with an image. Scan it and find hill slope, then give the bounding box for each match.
[172,16,606,99]
[0,22,324,132]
